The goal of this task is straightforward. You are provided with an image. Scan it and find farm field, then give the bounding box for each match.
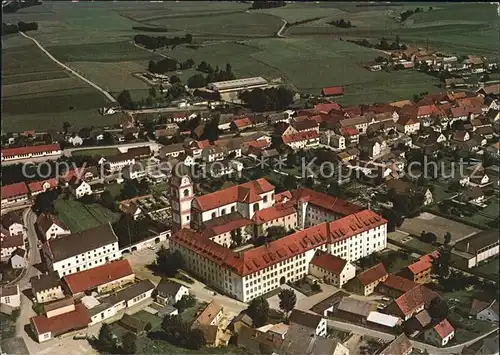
[166,37,441,103]
[2,37,111,132]
[54,198,120,233]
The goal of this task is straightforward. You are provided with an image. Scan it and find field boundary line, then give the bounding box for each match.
[17,31,117,103]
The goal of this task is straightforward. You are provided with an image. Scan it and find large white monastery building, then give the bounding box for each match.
[169,166,388,302]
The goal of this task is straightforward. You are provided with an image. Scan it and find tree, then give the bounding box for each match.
[444,232,452,245]
[187,74,207,88]
[63,121,71,134]
[186,328,206,350]
[156,248,185,277]
[149,87,157,98]
[201,118,220,142]
[169,75,181,84]
[174,294,196,312]
[283,174,297,190]
[169,82,185,99]
[121,179,139,200]
[121,332,137,354]
[420,231,438,244]
[230,228,243,248]
[278,289,297,319]
[117,90,135,110]
[98,323,116,352]
[428,297,449,320]
[266,226,287,241]
[247,297,270,327]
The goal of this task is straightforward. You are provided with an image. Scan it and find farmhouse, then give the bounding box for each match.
[1,144,62,162]
[42,223,120,277]
[1,285,21,310]
[155,279,190,306]
[309,251,355,288]
[346,263,388,296]
[424,319,455,347]
[37,213,71,241]
[31,272,65,304]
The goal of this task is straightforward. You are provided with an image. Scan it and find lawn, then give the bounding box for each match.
[0,314,16,341]
[72,148,120,157]
[105,183,124,199]
[473,257,500,279]
[377,250,416,274]
[132,311,163,330]
[54,198,121,232]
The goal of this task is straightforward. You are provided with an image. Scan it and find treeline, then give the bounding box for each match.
[286,17,323,27]
[400,7,425,22]
[187,63,235,88]
[148,57,194,74]
[348,36,407,51]
[240,86,294,112]
[328,19,354,28]
[132,26,168,32]
[134,33,192,50]
[250,1,286,10]
[2,21,38,36]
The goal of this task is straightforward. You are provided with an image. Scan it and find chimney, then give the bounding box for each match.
[466,242,470,253]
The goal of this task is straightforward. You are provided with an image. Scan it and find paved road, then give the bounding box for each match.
[15,208,41,337]
[18,31,116,103]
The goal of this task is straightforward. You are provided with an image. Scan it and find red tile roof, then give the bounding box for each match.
[393,284,430,316]
[380,274,418,293]
[243,140,269,150]
[27,179,58,194]
[291,119,319,132]
[294,187,363,217]
[357,263,388,286]
[398,115,418,126]
[193,178,274,212]
[252,204,296,224]
[417,104,437,117]
[203,215,254,238]
[433,318,454,339]
[315,103,342,114]
[322,86,344,96]
[233,117,253,129]
[30,303,90,337]
[311,252,347,275]
[62,259,134,294]
[196,140,211,149]
[1,144,61,159]
[172,209,386,277]
[282,130,319,144]
[406,251,439,275]
[342,106,362,117]
[1,182,29,199]
[340,127,359,136]
[275,191,292,204]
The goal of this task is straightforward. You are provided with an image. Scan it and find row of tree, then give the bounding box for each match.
[159,315,206,350]
[2,21,38,36]
[400,7,426,22]
[349,36,408,51]
[328,19,354,28]
[187,63,235,88]
[250,1,286,10]
[240,86,294,112]
[134,33,192,50]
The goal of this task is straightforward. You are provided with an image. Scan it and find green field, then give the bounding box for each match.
[54,198,120,232]
[71,148,120,157]
[2,2,498,132]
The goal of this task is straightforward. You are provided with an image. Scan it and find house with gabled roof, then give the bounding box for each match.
[424,319,455,347]
[346,263,388,296]
[385,284,438,321]
[469,299,499,323]
[36,213,71,241]
[321,86,344,97]
[309,251,355,288]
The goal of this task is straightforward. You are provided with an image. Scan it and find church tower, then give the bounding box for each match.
[169,163,194,234]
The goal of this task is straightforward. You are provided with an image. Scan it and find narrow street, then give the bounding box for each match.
[15,208,41,338]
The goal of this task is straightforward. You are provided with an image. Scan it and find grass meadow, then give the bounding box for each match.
[54,198,120,232]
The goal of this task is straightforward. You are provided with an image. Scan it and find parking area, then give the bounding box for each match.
[399,212,480,243]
